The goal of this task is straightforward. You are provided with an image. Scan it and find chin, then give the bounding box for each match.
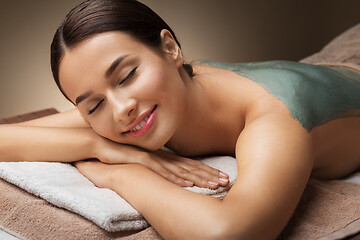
[142,135,169,151]
[143,128,174,151]
[142,144,162,151]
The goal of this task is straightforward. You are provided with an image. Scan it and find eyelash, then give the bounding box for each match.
[88,99,104,115]
[119,67,137,85]
[88,67,138,115]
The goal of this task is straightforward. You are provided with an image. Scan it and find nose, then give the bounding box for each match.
[110,96,137,123]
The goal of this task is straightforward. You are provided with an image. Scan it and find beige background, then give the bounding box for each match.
[1,0,360,118]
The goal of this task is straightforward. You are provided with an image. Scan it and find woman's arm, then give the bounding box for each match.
[0,108,226,188]
[0,124,96,162]
[76,113,314,239]
[0,108,94,162]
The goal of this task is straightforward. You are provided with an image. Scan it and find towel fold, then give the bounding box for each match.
[0,156,237,232]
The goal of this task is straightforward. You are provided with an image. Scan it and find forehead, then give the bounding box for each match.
[58,31,148,102]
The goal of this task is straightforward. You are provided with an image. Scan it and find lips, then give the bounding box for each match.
[124,105,157,137]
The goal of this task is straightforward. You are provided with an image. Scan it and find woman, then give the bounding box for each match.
[1,0,360,239]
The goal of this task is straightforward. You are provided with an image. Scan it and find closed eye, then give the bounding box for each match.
[119,67,137,85]
[87,67,137,115]
[88,99,104,115]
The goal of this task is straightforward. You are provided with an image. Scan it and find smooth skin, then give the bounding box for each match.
[0,109,228,189]
[1,30,360,239]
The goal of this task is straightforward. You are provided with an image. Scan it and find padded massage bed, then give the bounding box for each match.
[0,115,359,240]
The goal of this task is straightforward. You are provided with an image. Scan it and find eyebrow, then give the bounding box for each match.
[105,55,129,78]
[75,55,129,105]
[75,90,93,105]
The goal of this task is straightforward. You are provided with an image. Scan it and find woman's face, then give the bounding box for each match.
[59,31,188,150]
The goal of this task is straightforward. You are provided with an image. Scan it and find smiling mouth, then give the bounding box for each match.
[129,115,150,132]
[125,105,157,137]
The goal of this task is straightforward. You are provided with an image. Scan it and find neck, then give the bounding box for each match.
[165,65,245,157]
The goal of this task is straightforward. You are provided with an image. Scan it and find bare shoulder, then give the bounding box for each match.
[16,108,89,128]
[223,113,314,238]
[235,112,313,171]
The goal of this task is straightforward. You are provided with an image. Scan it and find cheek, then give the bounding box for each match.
[141,68,169,97]
[144,65,187,126]
[140,63,184,101]
[88,115,116,141]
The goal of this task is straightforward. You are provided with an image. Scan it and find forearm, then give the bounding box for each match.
[0,124,96,162]
[110,164,227,240]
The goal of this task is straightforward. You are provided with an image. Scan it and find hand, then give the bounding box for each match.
[92,136,229,189]
[151,149,230,189]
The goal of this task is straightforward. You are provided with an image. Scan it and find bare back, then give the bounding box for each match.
[188,63,360,180]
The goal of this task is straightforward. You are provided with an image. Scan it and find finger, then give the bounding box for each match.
[150,150,226,188]
[158,168,195,187]
[141,158,194,187]
[181,157,229,179]
[181,163,229,187]
[159,161,221,189]
[170,158,229,187]
[107,149,193,187]
[157,150,227,177]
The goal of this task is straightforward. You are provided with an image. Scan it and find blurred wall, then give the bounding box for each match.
[0,0,82,118]
[1,0,360,118]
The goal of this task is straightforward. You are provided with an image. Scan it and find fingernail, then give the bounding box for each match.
[218,177,229,183]
[184,180,194,186]
[219,172,229,178]
[208,181,219,186]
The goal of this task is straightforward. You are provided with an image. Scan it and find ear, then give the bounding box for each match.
[160,29,183,67]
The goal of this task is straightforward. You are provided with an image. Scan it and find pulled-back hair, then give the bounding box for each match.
[51,0,193,101]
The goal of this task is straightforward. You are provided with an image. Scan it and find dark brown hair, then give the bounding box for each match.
[51,0,193,101]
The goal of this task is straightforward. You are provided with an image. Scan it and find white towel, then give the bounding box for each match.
[343,171,360,184]
[0,156,237,232]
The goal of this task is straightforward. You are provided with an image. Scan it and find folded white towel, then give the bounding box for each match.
[343,171,360,184]
[0,156,237,232]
